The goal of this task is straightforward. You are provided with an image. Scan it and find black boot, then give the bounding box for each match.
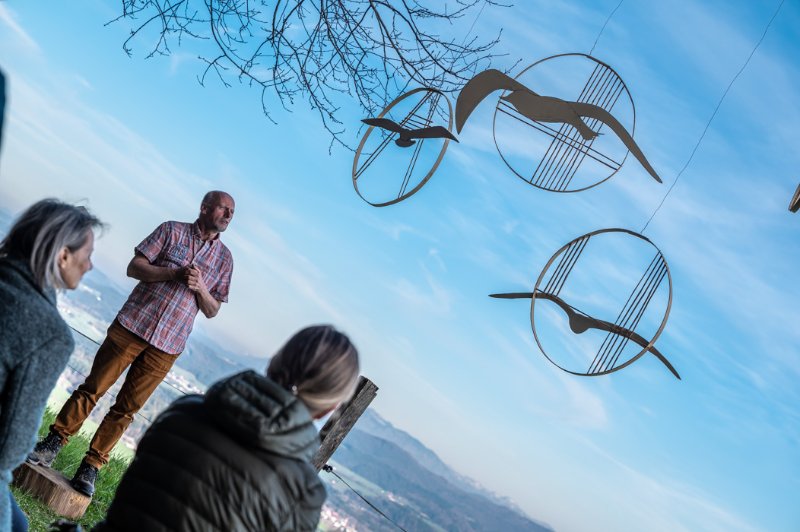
[27,432,64,467]
[70,460,98,497]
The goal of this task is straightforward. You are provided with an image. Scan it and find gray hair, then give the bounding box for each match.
[201,190,232,207]
[0,199,104,290]
[267,325,360,417]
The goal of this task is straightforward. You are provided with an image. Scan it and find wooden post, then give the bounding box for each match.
[312,375,378,471]
[12,462,91,520]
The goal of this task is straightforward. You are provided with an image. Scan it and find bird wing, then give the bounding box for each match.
[406,125,459,142]
[362,117,405,134]
[789,183,800,213]
[490,291,679,379]
[502,91,599,141]
[568,101,662,183]
[455,69,529,133]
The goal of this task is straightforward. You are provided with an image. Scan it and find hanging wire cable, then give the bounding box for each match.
[67,323,103,346]
[420,0,492,96]
[641,0,786,232]
[322,465,409,532]
[66,323,191,397]
[589,0,625,56]
[63,361,154,425]
[462,1,488,51]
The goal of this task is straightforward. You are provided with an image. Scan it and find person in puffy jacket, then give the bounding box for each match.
[93,324,360,532]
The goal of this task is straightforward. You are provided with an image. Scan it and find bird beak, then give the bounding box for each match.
[489,292,534,299]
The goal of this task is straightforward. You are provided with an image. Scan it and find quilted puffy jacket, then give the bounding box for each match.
[93,370,325,531]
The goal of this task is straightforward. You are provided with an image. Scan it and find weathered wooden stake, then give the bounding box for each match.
[312,375,378,471]
[12,462,91,520]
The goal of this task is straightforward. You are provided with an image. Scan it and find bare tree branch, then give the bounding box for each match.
[112,0,510,149]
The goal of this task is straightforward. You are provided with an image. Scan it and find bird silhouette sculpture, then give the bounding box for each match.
[361,118,458,148]
[490,290,680,379]
[789,183,800,213]
[456,69,662,183]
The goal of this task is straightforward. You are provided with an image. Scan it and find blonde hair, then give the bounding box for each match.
[267,325,360,417]
[0,199,104,290]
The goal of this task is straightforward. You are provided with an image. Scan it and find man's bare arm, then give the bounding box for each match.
[186,265,222,318]
[127,253,184,283]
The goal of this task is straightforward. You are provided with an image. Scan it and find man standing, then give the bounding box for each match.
[28,191,235,497]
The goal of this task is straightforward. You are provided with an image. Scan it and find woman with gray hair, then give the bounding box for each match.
[0,198,103,531]
[94,324,360,532]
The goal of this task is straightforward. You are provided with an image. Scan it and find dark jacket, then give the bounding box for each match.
[0,257,74,529]
[95,370,326,532]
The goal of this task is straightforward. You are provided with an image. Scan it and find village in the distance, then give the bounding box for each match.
[4,207,548,532]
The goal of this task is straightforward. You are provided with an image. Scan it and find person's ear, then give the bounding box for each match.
[57,246,70,268]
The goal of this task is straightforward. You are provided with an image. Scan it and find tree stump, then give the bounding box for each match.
[12,462,91,520]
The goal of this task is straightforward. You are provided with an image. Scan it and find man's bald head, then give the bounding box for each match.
[199,191,235,235]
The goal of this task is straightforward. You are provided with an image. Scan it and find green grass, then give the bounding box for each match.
[12,408,131,532]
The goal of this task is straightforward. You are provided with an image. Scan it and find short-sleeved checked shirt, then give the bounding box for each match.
[117,221,234,354]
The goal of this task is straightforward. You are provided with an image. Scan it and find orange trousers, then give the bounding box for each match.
[50,320,177,468]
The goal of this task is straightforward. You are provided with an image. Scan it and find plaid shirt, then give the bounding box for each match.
[117,221,234,354]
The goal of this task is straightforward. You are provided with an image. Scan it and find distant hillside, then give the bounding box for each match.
[354,409,529,514]
[324,411,551,532]
[3,208,548,531]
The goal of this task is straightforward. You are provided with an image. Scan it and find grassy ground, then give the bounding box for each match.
[12,408,131,532]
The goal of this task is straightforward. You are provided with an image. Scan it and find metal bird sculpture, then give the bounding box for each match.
[490,290,680,379]
[789,183,800,213]
[361,117,458,148]
[456,69,662,183]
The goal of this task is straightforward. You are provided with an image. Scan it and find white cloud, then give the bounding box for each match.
[386,263,454,316]
[3,2,799,531]
[0,4,40,53]
[572,437,761,532]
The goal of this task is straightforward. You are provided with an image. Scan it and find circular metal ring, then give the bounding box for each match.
[352,87,454,207]
[492,53,636,193]
[531,227,672,376]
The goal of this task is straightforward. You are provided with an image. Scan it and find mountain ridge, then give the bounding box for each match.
[327,425,551,531]
[1,208,548,530]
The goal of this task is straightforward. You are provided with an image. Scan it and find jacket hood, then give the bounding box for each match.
[0,256,56,305]
[204,370,320,462]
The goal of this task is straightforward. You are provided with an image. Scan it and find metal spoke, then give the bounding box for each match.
[355,92,433,179]
[589,254,667,374]
[532,64,603,186]
[544,235,590,296]
[550,74,621,190]
[555,80,624,191]
[398,93,440,198]
[541,66,614,189]
[497,105,622,171]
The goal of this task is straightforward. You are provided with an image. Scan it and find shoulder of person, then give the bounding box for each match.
[217,241,233,262]
[150,220,192,231]
[161,220,192,233]
[141,394,204,429]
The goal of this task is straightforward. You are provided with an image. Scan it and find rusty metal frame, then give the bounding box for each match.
[789,183,800,212]
[352,87,454,207]
[492,53,636,193]
[530,228,673,376]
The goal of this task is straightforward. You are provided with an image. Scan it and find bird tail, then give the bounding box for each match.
[570,102,662,183]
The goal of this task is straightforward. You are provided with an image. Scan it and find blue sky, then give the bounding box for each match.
[1,1,799,530]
